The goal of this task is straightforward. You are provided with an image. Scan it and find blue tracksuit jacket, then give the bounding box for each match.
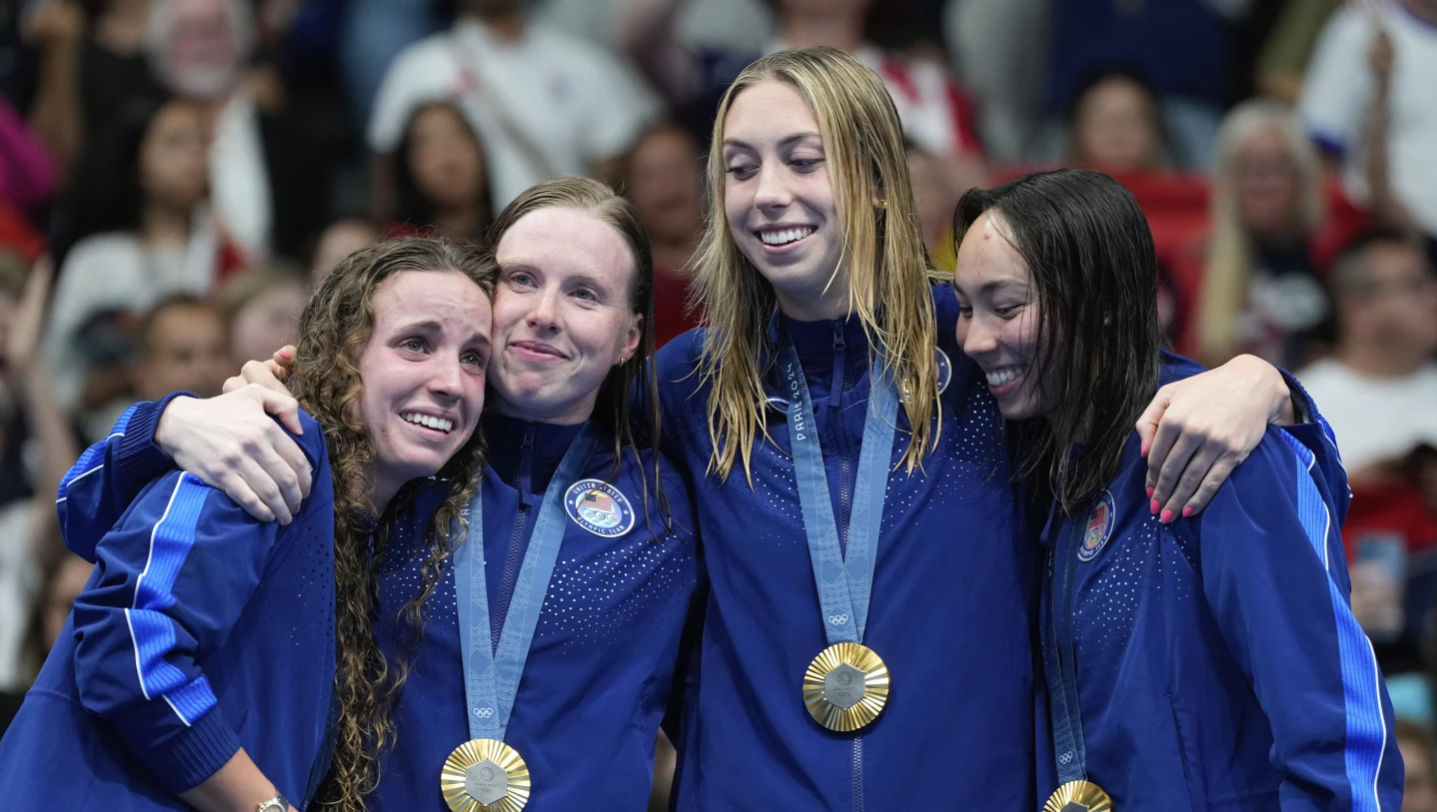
[50,402,699,809]
[0,400,335,809]
[656,290,1038,810]
[367,411,699,809]
[1037,370,1401,808]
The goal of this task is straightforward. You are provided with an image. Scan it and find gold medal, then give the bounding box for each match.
[802,641,890,732]
[1042,779,1114,812]
[441,738,531,812]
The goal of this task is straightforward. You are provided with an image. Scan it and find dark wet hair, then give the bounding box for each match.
[954,168,1162,514]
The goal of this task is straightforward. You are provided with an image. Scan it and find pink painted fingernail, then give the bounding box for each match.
[1182,506,1195,518]
[1150,499,1160,515]
[1145,486,1155,499]
[1160,509,1175,523]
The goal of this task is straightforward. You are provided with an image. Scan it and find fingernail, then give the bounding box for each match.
[1150,499,1160,515]
[1160,509,1174,523]
[1145,486,1154,499]
[1182,506,1194,518]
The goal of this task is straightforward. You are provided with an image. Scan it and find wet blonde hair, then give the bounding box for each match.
[1195,99,1325,364]
[694,45,942,481]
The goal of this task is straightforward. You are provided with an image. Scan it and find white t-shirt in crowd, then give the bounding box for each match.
[368,17,660,209]
[1299,3,1437,235]
[1297,358,1437,470]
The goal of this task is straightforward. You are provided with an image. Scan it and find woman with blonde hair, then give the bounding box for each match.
[1190,99,1339,368]
[654,46,1322,807]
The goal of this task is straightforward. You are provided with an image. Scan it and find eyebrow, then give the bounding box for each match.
[722,131,823,151]
[396,320,493,345]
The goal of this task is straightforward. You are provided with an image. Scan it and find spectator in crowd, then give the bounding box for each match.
[1066,68,1167,174]
[1298,230,1437,563]
[1300,0,1437,248]
[307,216,380,283]
[219,263,307,368]
[19,0,163,184]
[388,100,491,241]
[131,294,231,403]
[1398,719,1437,812]
[44,96,226,416]
[1185,100,1337,368]
[1043,0,1242,169]
[147,0,337,260]
[367,0,659,214]
[621,122,703,345]
[617,0,985,167]
[1298,230,1437,479]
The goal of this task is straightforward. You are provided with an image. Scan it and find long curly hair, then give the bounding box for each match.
[290,237,497,810]
[693,46,944,482]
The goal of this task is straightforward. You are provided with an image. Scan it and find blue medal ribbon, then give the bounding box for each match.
[777,338,899,645]
[1042,510,1092,785]
[454,426,599,740]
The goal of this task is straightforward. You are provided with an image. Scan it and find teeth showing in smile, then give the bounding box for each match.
[759,226,815,246]
[986,368,1020,387]
[402,413,454,433]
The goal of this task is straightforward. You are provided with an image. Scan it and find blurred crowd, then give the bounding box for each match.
[0,0,1435,804]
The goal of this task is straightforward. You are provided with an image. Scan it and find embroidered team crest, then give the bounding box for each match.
[564,479,636,538]
[1077,490,1116,562]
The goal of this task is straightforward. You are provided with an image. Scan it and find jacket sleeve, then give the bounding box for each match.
[69,469,289,793]
[57,394,190,563]
[1197,430,1400,811]
[1158,350,1350,526]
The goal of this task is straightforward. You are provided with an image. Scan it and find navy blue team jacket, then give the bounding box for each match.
[656,288,1039,810]
[366,411,698,809]
[1037,366,1402,809]
[0,400,335,809]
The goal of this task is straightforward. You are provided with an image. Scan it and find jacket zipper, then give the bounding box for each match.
[852,736,866,812]
[493,425,534,648]
[831,323,853,557]
[832,323,865,812]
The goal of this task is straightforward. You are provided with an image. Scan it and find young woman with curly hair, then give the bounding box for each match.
[0,238,495,811]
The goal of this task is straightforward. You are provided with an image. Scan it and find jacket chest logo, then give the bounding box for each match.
[1077,490,1116,563]
[564,479,636,538]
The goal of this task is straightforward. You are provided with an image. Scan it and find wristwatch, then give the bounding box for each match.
[256,791,289,812]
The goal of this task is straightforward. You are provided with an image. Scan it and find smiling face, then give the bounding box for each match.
[721,79,848,320]
[355,269,492,506]
[490,206,642,425]
[952,210,1051,421]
